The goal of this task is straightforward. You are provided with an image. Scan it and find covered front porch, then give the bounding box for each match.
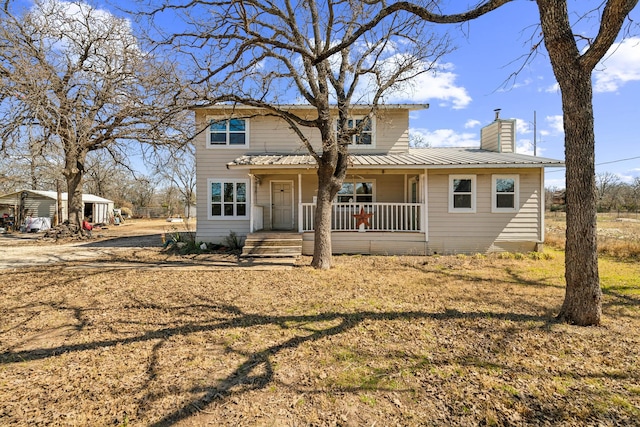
[246,170,428,233]
[246,170,429,255]
[230,153,430,255]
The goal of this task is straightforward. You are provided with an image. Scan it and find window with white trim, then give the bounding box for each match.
[208,179,248,218]
[492,175,519,212]
[336,180,374,203]
[337,116,375,146]
[208,118,249,146]
[449,175,476,213]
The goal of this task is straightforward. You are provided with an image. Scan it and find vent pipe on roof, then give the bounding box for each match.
[494,108,501,121]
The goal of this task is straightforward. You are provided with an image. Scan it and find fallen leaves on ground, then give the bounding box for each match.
[1,253,639,426]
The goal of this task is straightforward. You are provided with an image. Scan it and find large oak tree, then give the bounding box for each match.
[0,0,186,229]
[318,0,637,325]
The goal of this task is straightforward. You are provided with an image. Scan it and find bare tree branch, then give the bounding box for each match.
[0,0,190,228]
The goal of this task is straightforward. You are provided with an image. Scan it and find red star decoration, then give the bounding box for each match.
[353,207,373,228]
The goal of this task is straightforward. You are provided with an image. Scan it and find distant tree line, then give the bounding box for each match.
[547,173,640,214]
[0,144,196,220]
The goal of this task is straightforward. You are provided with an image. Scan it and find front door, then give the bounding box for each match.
[271,182,293,230]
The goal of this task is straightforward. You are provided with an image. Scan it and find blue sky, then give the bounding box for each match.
[135,0,639,189]
[21,0,638,189]
[387,2,640,189]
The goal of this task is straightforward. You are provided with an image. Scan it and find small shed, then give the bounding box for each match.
[0,189,115,226]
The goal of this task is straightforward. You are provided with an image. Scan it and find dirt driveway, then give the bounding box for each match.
[0,219,296,270]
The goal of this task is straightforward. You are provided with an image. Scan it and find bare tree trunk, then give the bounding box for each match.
[312,178,334,270]
[311,155,341,269]
[311,142,349,270]
[557,74,602,325]
[537,0,604,325]
[64,149,87,230]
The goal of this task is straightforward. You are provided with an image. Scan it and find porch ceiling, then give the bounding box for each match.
[227,148,565,170]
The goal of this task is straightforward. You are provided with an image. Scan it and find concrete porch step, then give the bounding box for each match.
[242,232,302,258]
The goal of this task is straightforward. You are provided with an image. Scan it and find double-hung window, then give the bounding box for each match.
[449,175,476,213]
[337,117,374,146]
[208,118,248,147]
[208,179,248,219]
[492,175,519,212]
[349,117,373,145]
[337,181,374,203]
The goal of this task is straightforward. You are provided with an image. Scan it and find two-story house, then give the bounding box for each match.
[194,104,564,255]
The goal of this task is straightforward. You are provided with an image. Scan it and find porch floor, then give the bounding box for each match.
[241,231,303,258]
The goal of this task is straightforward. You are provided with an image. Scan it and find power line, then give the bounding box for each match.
[545,155,640,173]
[596,155,640,166]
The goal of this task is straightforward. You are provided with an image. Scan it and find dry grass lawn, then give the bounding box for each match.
[1,240,639,426]
[546,212,640,259]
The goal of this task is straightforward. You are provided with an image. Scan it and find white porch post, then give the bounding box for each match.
[249,173,255,232]
[422,169,428,239]
[404,174,408,202]
[298,173,303,232]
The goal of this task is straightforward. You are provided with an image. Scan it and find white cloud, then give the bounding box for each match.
[516,138,535,155]
[464,119,481,129]
[594,37,640,93]
[515,118,532,135]
[543,82,560,93]
[410,127,478,148]
[546,115,564,134]
[383,62,472,110]
[616,172,638,184]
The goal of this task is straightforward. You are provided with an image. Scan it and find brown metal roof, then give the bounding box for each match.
[227,148,565,169]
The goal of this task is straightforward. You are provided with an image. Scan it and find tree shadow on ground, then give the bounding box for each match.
[0,304,556,426]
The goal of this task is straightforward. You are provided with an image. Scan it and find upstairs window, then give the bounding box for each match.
[349,117,373,145]
[449,175,476,213]
[492,175,519,212]
[208,118,248,147]
[337,117,375,146]
[337,181,374,203]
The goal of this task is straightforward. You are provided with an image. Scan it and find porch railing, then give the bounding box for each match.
[300,203,422,232]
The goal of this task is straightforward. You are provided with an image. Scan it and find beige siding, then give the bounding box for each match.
[302,231,427,255]
[480,123,499,152]
[369,109,410,153]
[248,115,321,152]
[427,168,542,254]
[194,108,410,154]
[374,174,407,202]
[499,120,516,153]
[480,119,516,153]
[195,112,254,243]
